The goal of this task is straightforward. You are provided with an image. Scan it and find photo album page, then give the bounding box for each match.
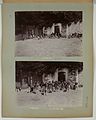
[2,0,93,118]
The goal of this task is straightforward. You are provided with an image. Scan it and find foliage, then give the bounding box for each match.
[15,11,82,27]
[16,61,83,76]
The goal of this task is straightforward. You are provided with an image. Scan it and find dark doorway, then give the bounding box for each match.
[58,72,66,82]
[55,26,60,34]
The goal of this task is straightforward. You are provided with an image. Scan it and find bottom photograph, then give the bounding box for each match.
[15,61,83,107]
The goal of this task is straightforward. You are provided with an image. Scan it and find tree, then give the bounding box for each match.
[15,11,82,35]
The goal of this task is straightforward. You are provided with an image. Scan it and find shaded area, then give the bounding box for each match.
[15,11,82,30]
[15,11,82,38]
[16,61,83,75]
[16,61,83,84]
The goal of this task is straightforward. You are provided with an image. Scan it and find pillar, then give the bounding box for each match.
[54,68,58,81]
[59,23,62,34]
[76,69,79,83]
[52,23,55,33]
[42,73,45,83]
[64,68,68,81]
[43,27,45,37]
[66,24,69,38]
[22,78,25,86]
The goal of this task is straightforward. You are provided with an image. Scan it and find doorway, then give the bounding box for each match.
[58,72,66,82]
[55,26,60,35]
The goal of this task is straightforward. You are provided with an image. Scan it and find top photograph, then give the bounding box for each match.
[15,11,83,57]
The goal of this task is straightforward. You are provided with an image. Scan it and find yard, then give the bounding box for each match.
[15,38,82,57]
[16,70,83,108]
[16,87,83,108]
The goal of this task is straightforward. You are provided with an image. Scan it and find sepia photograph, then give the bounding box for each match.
[15,11,83,57]
[2,2,93,117]
[16,61,83,107]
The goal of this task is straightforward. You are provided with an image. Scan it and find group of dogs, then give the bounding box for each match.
[16,80,80,95]
[22,32,82,40]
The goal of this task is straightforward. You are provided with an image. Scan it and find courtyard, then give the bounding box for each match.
[16,62,83,108]
[15,38,82,57]
[16,87,83,107]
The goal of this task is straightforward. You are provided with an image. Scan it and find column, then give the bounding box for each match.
[66,24,69,38]
[58,23,62,34]
[42,73,45,83]
[76,69,79,83]
[54,68,58,81]
[64,68,68,81]
[52,23,55,33]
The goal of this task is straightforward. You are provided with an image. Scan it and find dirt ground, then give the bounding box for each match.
[16,87,83,107]
[16,72,83,107]
[15,38,82,57]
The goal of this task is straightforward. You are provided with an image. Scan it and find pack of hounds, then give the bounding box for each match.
[16,80,83,95]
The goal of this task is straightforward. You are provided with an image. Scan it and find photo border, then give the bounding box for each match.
[2,3,93,118]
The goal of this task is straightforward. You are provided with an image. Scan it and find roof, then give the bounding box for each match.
[16,61,83,74]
